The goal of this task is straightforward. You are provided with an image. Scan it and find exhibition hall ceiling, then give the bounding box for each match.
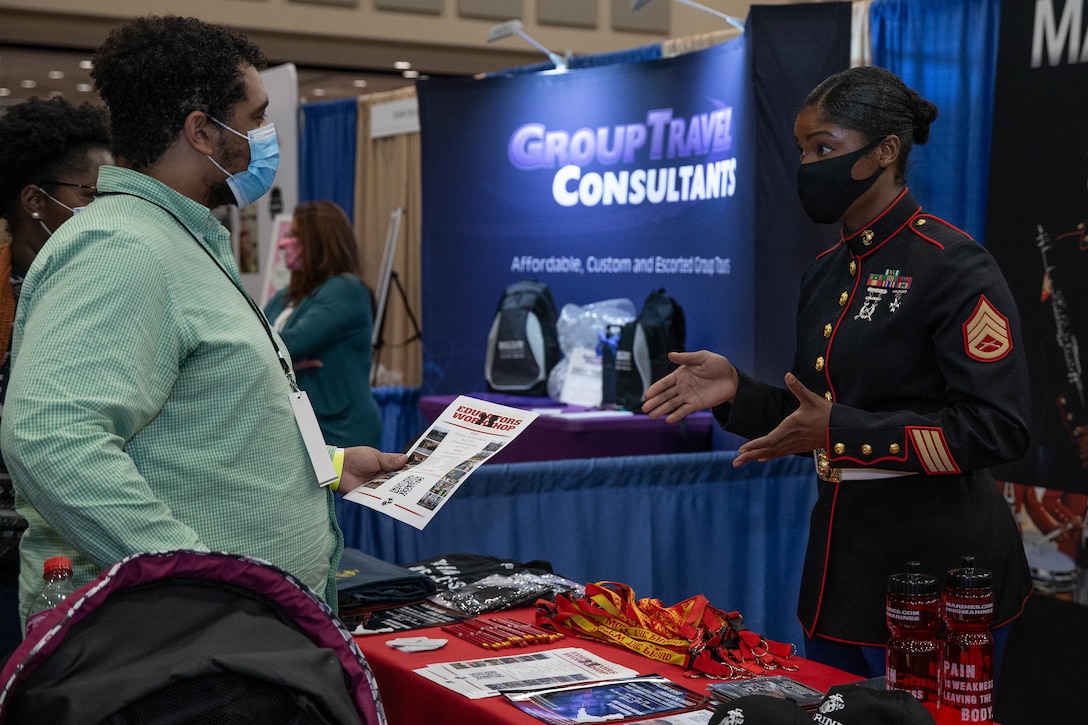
[0,44,422,109]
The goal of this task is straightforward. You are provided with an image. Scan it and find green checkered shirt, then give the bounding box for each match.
[0,166,342,619]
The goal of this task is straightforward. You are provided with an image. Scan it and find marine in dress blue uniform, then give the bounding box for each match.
[717,189,1033,645]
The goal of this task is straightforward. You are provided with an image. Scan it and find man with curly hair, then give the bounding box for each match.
[0,15,407,628]
[0,96,112,654]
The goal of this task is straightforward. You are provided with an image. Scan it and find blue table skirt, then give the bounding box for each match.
[335,448,817,647]
[373,385,423,454]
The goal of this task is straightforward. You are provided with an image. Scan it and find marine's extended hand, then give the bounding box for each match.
[642,350,738,423]
[337,447,409,494]
[734,372,831,467]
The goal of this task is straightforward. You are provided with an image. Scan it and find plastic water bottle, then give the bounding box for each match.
[886,561,939,719]
[598,325,621,408]
[25,555,76,635]
[938,555,994,724]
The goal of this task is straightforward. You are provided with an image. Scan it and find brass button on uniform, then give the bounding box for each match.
[815,356,825,371]
[824,391,833,401]
[861,444,872,455]
[889,443,901,454]
[849,260,857,276]
[833,443,846,455]
[838,292,848,306]
[823,323,832,339]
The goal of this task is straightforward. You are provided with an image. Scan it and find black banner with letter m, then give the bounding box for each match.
[986,0,1088,494]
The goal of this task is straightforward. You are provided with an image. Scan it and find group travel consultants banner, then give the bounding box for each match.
[417,38,754,395]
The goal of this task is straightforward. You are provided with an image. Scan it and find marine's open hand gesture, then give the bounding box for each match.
[642,350,739,423]
[734,372,831,467]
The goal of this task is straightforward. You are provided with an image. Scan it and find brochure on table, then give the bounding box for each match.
[504,675,709,724]
[413,647,640,700]
[343,395,538,529]
[628,711,715,725]
[558,345,604,408]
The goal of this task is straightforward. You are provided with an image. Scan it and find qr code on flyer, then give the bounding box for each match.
[391,474,423,496]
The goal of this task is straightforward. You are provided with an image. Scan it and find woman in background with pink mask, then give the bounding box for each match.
[264,200,382,448]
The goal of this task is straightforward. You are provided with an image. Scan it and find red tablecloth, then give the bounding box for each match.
[353,607,863,725]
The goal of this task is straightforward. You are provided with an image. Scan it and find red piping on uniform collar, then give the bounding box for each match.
[841,187,911,244]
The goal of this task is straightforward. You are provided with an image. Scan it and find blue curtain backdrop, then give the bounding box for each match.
[870,0,1001,244]
[299,97,358,219]
[372,385,422,453]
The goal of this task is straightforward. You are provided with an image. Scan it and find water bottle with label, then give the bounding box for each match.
[886,561,940,719]
[938,555,994,724]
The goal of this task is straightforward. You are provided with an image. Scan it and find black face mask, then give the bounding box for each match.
[796,138,884,224]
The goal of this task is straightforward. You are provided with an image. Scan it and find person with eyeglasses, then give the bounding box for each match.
[0,97,112,278]
[0,96,112,657]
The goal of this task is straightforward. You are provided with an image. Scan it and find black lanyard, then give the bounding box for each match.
[101,191,298,391]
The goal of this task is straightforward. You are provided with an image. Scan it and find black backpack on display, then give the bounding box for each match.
[613,289,686,411]
[484,279,560,396]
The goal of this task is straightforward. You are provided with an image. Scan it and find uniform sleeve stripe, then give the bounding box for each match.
[908,427,960,474]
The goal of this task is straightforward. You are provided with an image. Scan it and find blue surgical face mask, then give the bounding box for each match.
[35,187,85,236]
[206,116,280,208]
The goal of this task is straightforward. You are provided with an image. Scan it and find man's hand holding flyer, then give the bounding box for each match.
[343,395,538,529]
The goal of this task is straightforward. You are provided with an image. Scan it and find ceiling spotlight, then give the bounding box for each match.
[20,79,37,89]
[487,19,568,71]
[352,79,369,88]
[79,59,93,70]
[311,88,327,97]
[402,70,420,79]
[394,61,412,71]
[631,0,745,32]
[0,88,11,97]
[76,83,93,93]
[48,70,65,80]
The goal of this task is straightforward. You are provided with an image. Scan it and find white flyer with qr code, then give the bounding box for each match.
[342,395,538,529]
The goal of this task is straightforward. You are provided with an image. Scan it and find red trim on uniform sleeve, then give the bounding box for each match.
[907,426,961,474]
[962,295,1012,362]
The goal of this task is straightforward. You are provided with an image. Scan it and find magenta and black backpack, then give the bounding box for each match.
[0,550,384,724]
